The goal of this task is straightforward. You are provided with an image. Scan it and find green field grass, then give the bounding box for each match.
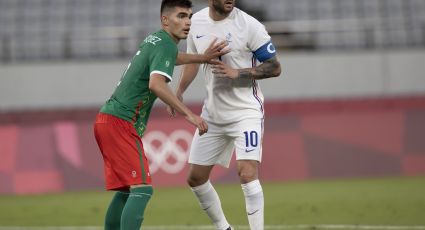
[0,176,424,228]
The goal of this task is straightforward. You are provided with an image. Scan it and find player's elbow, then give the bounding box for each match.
[263,57,281,78]
[273,64,281,78]
[269,62,281,78]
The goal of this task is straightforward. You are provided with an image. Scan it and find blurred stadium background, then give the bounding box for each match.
[1,0,425,229]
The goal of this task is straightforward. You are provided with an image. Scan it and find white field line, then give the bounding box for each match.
[0,225,424,230]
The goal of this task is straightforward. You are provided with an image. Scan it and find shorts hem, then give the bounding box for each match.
[106,181,151,191]
[188,160,230,168]
[235,156,262,162]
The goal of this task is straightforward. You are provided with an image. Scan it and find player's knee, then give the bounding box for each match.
[237,161,259,183]
[187,174,208,187]
[238,170,257,184]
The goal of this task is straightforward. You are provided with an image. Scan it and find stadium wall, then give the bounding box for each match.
[0,97,425,194]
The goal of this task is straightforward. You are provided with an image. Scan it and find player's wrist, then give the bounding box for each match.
[236,69,249,79]
[238,69,252,79]
[201,54,209,63]
[184,113,197,125]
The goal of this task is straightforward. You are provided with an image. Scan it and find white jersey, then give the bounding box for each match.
[187,7,272,124]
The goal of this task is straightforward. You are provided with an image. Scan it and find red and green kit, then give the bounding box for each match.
[94,29,178,190]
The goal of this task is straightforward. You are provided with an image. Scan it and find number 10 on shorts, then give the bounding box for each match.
[243,131,258,148]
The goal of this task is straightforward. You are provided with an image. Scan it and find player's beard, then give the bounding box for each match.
[212,0,234,16]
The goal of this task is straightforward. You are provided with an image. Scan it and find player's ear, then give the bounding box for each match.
[161,15,169,26]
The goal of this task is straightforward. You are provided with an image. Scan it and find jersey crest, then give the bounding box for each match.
[225,32,232,43]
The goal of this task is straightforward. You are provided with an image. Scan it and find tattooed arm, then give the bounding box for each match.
[211,56,281,80]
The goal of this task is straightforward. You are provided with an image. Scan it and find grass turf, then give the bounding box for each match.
[0,176,424,226]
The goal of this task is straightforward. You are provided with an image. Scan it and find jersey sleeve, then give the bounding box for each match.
[247,16,277,62]
[149,42,177,81]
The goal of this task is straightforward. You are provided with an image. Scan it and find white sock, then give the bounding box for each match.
[191,180,230,230]
[241,179,264,230]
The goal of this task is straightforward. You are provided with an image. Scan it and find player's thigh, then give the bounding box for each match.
[189,123,233,166]
[233,118,264,162]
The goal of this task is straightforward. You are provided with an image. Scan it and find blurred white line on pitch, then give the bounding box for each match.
[0,225,424,230]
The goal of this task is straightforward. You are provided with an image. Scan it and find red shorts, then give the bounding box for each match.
[94,113,151,190]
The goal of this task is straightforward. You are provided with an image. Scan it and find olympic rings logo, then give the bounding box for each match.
[142,130,193,174]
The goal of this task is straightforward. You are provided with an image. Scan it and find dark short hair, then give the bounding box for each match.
[161,0,193,15]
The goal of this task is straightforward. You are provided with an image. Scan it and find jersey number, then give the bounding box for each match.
[243,131,258,148]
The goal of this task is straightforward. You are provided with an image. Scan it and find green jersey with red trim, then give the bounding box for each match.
[100,29,177,137]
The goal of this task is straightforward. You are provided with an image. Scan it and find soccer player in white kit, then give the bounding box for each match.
[169,0,281,229]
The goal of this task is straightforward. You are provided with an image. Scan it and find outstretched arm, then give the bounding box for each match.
[211,55,281,80]
[149,74,208,135]
[175,39,229,65]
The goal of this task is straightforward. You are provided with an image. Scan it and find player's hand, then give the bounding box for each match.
[166,94,183,117]
[203,38,230,63]
[185,113,208,136]
[211,60,239,79]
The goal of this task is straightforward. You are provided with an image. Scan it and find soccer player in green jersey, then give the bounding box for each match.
[93,0,229,229]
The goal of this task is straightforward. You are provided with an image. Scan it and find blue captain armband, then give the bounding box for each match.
[253,41,276,62]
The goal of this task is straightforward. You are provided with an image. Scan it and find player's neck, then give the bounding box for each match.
[209,10,230,21]
[162,28,180,44]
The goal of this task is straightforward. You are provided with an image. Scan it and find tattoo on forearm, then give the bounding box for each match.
[238,56,280,80]
[238,69,252,79]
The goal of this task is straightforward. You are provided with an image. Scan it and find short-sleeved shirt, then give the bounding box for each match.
[187,7,275,124]
[100,29,178,137]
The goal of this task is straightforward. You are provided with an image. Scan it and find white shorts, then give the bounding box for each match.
[188,118,264,168]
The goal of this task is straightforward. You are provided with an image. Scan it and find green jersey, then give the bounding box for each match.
[100,29,178,137]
